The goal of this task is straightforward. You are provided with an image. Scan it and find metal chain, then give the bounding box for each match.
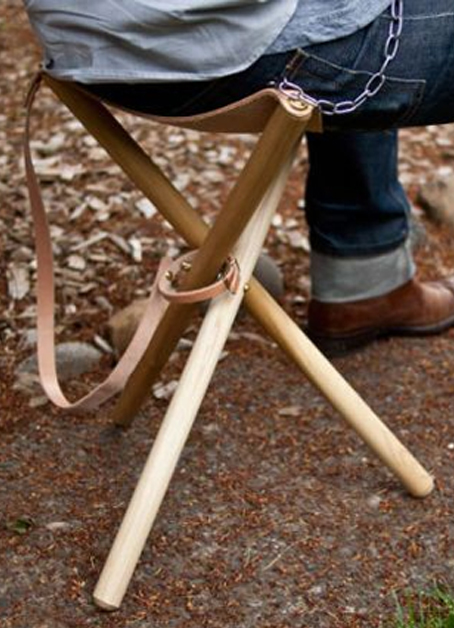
[279,0,403,115]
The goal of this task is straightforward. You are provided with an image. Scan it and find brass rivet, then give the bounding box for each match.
[243,283,250,293]
[165,270,173,281]
[181,261,192,271]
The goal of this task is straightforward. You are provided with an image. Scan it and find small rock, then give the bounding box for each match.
[107,298,148,356]
[366,495,382,509]
[29,396,49,408]
[253,253,284,299]
[17,342,102,381]
[417,174,454,226]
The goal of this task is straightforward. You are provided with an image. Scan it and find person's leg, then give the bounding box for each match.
[305,129,414,303]
[304,126,454,354]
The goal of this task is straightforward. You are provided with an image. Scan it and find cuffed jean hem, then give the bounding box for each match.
[310,238,416,303]
[307,226,410,259]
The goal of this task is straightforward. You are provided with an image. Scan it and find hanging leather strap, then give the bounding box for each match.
[24,74,170,410]
[23,73,240,411]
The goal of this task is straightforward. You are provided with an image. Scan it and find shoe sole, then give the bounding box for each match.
[307,312,454,358]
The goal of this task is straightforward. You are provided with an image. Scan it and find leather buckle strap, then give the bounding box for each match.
[158,250,240,304]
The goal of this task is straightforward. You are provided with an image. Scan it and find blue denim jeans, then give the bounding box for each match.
[85,0,454,261]
[305,130,410,256]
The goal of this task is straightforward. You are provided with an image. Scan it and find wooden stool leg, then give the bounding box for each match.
[248,282,434,498]
[93,159,293,610]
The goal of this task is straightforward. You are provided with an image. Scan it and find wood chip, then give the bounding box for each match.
[93,334,113,354]
[129,237,142,262]
[108,233,131,255]
[7,263,30,300]
[286,230,310,252]
[135,197,158,219]
[67,254,86,271]
[278,406,303,417]
[71,232,108,252]
[153,380,178,400]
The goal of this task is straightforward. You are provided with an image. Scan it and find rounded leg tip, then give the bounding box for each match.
[93,595,120,612]
[409,475,435,499]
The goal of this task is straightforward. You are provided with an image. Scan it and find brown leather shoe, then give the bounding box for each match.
[307,277,454,356]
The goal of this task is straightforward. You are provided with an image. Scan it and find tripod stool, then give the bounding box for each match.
[24,72,434,610]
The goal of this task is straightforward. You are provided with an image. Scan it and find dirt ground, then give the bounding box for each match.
[2,3,454,627]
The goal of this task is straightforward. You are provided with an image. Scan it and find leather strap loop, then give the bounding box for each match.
[23,73,171,411]
[157,250,240,304]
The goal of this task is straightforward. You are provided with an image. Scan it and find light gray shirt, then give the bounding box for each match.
[24,0,391,84]
[267,0,392,52]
